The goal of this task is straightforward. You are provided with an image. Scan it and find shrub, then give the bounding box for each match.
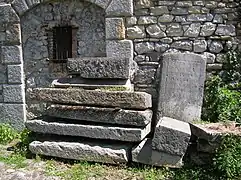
[0,124,18,144]
[213,135,241,179]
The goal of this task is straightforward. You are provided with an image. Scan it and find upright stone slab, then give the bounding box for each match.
[158,52,206,122]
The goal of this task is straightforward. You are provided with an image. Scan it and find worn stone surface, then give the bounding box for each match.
[26,120,151,142]
[106,18,125,40]
[106,40,133,59]
[127,26,145,39]
[28,88,152,109]
[0,4,19,23]
[2,46,22,64]
[67,57,131,79]
[46,105,152,127]
[0,103,25,131]
[152,117,191,156]
[158,52,206,122]
[3,84,24,103]
[29,141,131,164]
[7,64,23,84]
[132,138,183,168]
[106,0,133,16]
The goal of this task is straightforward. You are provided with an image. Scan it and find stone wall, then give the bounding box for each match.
[131,0,241,102]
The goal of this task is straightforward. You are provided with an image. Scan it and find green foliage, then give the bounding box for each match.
[202,75,241,123]
[213,135,241,180]
[0,153,27,168]
[0,124,18,144]
[202,50,241,123]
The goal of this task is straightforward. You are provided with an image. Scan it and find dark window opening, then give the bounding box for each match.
[53,26,72,61]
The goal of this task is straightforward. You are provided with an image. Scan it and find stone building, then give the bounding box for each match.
[0,0,240,129]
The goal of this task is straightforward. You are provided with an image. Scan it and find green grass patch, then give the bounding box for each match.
[0,153,27,169]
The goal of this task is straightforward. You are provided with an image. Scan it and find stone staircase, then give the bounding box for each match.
[25,57,154,164]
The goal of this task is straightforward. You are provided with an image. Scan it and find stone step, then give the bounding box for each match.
[67,57,132,79]
[52,78,133,90]
[26,120,151,142]
[29,141,131,164]
[28,88,152,110]
[46,105,153,127]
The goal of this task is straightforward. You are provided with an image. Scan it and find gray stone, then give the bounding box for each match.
[132,138,183,168]
[107,40,133,59]
[200,22,216,36]
[213,14,223,23]
[95,0,111,9]
[3,84,24,103]
[152,117,191,156]
[209,41,223,53]
[52,78,133,90]
[29,141,130,164]
[7,64,23,84]
[155,43,169,52]
[207,64,223,71]
[150,6,169,15]
[0,103,25,131]
[106,0,133,16]
[2,46,22,64]
[26,120,151,142]
[146,24,166,38]
[171,7,188,15]
[126,17,137,26]
[12,0,29,16]
[28,88,152,110]
[187,14,209,22]
[67,57,131,79]
[106,18,125,40]
[176,1,192,7]
[166,23,183,37]
[190,124,222,142]
[6,23,21,44]
[171,41,192,51]
[203,52,215,64]
[158,14,174,23]
[134,65,157,84]
[193,40,207,53]
[138,16,157,24]
[135,42,155,54]
[215,24,236,36]
[46,105,152,127]
[127,26,146,39]
[135,0,152,9]
[184,23,201,37]
[0,4,19,23]
[158,52,206,122]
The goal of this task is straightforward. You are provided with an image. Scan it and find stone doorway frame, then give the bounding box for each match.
[0,0,133,130]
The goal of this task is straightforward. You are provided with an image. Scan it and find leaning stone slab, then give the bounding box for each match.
[132,138,183,168]
[26,120,151,142]
[29,141,130,164]
[67,57,131,79]
[158,52,206,122]
[28,88,152,110]
[152,117,191,156]
[46,105,152,127]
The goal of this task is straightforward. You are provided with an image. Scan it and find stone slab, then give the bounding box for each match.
[106,18,125,40]
[52,78,133,90]
[26,120,151,142]
[152,117,191,156]
[67,57,131,79]
[3,84,24,103]
[29,141,130,164]
[106,40,133,59]
[46,105,153,127]
[132,138,183,168]
[158,52,206,122]
[28,88,152,110]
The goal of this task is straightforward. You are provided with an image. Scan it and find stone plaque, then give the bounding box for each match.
[158,52,206,122]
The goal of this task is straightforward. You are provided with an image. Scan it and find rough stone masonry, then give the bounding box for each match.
[0,0,240,167]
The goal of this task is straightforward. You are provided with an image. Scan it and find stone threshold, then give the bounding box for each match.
[26,120,151,142]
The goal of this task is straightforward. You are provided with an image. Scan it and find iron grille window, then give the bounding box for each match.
[53,26,72,61]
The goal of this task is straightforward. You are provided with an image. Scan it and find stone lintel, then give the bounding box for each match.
[28,88,152,110]
[29,140,131,164]
[46,105,153,127]
[26,120,151,142]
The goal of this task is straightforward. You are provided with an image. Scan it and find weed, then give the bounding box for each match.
[0,124,18,145]
[0,153,27,169]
